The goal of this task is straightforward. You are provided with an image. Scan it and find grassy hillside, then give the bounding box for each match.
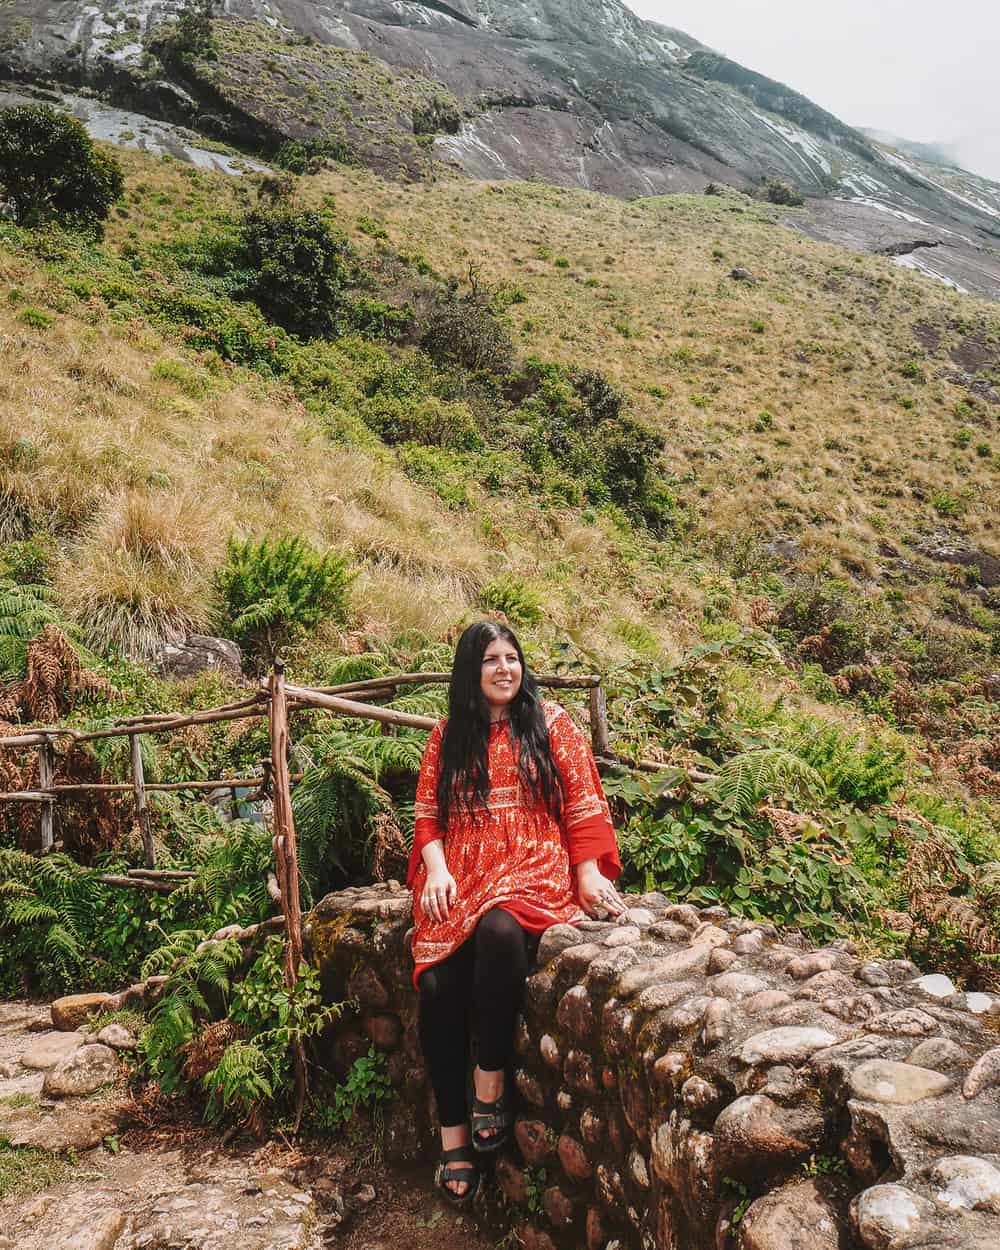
[1,142,999,994]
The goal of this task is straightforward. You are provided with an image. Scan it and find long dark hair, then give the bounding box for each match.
[436,621,565,828]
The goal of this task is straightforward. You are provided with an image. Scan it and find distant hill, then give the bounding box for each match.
[2,1,999,298]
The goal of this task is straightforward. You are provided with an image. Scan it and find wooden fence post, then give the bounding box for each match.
[36,736,55,854]
[130,733,156,869]
[589,681,610,758]
[268,661,307,1130]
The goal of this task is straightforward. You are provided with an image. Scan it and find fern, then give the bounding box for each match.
[709,748,826,818]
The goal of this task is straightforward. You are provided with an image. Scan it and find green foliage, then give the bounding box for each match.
[479,575,543,627]
[237,208,355,339]
[0,579,65,680]
[706,747,825,819]
[0,106,124,234]
[0,535,57,585]
[791,722,907,808]
[0,1139,77,1201]
[421,277,515,374]
[760,179,804,207]
[216,534,353,666]
[317,1046,391,1132]
[150,0,217,69]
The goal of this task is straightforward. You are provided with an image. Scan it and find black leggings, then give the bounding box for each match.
[417,908,533,1128]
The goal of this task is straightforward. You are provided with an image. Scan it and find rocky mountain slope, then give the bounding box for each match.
[2,1,1000,298]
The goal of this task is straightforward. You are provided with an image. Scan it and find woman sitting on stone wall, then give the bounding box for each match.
[407,620,624,1204]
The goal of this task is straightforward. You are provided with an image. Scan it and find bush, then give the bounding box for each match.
[238,208,356,339]
[0,106,124,233]
[761,179,804,207]
[479,575,542,626]
[217,535,353,666]
[421,278,515,375]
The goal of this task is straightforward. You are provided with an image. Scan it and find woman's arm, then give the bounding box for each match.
[576,856,626,917]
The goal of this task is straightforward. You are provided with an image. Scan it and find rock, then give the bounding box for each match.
[564,1049,599,1095]
[604,925,641,947]
[20,1031,85,1070]
[690,922,730,948]
[741,1027,838,1066]
[931,1155,1000,1214]
[617,946,712,997]
[663,904,701,928]
[154,632,242,679]
[556,986,594,1038]
[539,1033,561,1069]
[636,980,699,1014]
[849,1060,954,1104]
[515,1117,552,1165]
[584,945,640,992]
[543,1184,574,1226]
[965,992,997,1015]
[744,990,793,1016]
[787,953,837,980]
[730,267,757,283]
[738,1179,847,1250]
[537,924,586,966]
[347,966,389,1009]
[851,1184,938,1250]
[651,1051,689,1090]
[585,1206,606,1250]
[363,1013,401,1049]
[94,1023,137,1051]
[648,920,690,942]
[516,1225,557,1250]
[702,997,732,1047]
[708,947,740,974]
[911,973,957,999]
[681,1076,723,1117]
[710,972,769,1001]
[9,1102,120,1152]
[496,1157,529,1203]
[651,1112,718,1230]
[558,1133,592,1180]
[859,964,892,988]
[963,1046,1000,1099]
[515,1068,546,1107]
[868,1008,939,1037]
[906,1038,970,1072]
[580,1107,605,1145]
[628,1146,650,1188]
[797,970,856,999]
[624,908,656,928]
[713,1095,823,1181]
[43,1043,118,1097]
[50,993,112,1032]
[733,930,765,955]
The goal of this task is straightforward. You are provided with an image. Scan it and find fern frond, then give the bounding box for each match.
[711,748,826,818]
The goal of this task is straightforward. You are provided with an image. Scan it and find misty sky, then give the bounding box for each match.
[626,1,1000,183]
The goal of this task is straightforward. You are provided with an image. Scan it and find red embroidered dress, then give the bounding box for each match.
[407,701,621,984]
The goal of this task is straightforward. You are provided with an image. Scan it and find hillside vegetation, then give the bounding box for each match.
[2,136,999,1028]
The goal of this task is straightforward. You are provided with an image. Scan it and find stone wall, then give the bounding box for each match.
[308,884,1000,1250]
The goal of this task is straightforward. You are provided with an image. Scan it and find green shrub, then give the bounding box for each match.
[237,208,355,339]
[216,534,353,666]
[421,279,515,374]
[0,535,57,585]
[479,575,542,626]
[16,306,53,330]
[761,179,804,207]
[0,105,124,234]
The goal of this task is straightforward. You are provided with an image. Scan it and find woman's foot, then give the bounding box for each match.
[438,1123,477,1200]
[471,1065,512,1152]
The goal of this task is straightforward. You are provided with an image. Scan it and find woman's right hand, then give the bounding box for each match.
[421,865,458,922]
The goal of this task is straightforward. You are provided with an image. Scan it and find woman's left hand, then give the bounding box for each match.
[577,861,627,918]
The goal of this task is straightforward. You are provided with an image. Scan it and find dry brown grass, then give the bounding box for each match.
[2,145,996,662]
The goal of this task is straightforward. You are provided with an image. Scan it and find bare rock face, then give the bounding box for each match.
[153,633,242,680]
[43,1043,118,1097]
[51,993,112,1032]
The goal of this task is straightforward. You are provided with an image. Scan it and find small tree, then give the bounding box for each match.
[238,208,355,339]
[0,106,124,233]
[216,535,353,667]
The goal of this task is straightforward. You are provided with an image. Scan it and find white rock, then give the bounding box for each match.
[931,1155,1000,1214]
[849,1060,953,1105]
[741,1027,837,1066]
[964,993,994,1014]
[604,926,641,947]
[709,972,769,1001]
[624,908,656,928]
[43,1042,118,1097]
[911,973,957,998]
[853,1184,936,1250]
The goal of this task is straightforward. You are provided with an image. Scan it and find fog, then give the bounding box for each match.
[626,1,1000,183]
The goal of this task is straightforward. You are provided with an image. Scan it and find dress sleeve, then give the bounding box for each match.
[407,720,445,888]
[547,705,621,881]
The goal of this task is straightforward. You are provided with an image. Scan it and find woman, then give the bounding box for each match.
[407,621,625,1204]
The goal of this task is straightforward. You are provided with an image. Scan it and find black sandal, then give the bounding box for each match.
[471,1089,513,1153]
[434,1145,480,1207]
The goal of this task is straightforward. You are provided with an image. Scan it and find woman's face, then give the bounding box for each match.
[480,635,523,718]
